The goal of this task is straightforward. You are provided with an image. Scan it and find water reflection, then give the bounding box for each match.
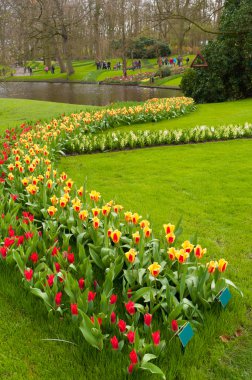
[0,82,182,106]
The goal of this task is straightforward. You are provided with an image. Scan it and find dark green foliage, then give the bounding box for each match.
[157,66,171,78]
[181,0,252,103]
[127,37,171,59]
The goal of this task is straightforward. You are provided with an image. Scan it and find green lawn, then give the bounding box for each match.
[162,76,182,86]
[0,98,95,132]
[7,57,194,84]
[57,139,252,379]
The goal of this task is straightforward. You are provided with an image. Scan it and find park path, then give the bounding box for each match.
[12,66,30,76]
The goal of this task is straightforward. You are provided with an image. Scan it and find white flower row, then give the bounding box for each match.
[63,123,252,154]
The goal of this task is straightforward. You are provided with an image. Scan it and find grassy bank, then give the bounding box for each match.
[0,98,95,131]
[7,57,194,85]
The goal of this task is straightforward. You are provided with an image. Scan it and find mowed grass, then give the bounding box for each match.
[7,57,194,84]
[58,139,252,379]
[0,98,95,132]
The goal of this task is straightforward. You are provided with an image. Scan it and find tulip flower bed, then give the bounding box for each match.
[64,122,252,154]
[102,72,155,84]
[0,100,242,378]
[59,97,195,134]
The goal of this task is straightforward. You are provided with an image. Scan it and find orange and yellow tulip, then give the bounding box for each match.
[163,223,175,234]
[148,262,161,277]
[125,248,137,263]
[182,240,194,253]
[47,206,57,217]
[111,229,122,244]
[79,210,88,221]
[218,258,228,272]
[194,245,207,259]
[132,231,140,244]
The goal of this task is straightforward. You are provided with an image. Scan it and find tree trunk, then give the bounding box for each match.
[54,40,66,73]
[62,35,74,76]
[121,0,127,77]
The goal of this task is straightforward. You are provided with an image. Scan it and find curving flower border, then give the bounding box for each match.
[0,98,242,378]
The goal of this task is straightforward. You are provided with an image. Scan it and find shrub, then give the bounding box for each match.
[157,66,171,78]
[181,0,252,103]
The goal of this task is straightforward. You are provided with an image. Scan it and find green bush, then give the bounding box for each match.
[181,0,252,103]
[181,68,226,103]
[180,69,196,96]
[127,36,171,59]
[157,66,171,78]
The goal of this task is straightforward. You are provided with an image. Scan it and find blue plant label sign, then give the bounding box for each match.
[178,322,194,348]
[217,287,232,308]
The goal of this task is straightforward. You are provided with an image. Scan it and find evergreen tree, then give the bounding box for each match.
[181,0,252,103]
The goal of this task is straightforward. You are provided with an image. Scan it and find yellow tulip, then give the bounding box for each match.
[124,211,133,223]
[102,205,111,216]
[139,219,150,229]
[148,262,161,277]
[182,240,194,253]
[47,206,57,217]
[50,195,58,205]
[194,245,207,259]
[207,261,217,274]
[79,210,88,221]
[218,258,228,272]
[175,249,189,264]
[93,217,100,229]
[132,231,140,244]
[22,178,29,186]
[167,247,177,261]
[163,223,175,234]
[125,248,137,263]
[111,229,122,244]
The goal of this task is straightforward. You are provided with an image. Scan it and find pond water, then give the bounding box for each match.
[0,82,182,106]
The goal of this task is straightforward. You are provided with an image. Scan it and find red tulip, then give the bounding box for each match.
[88,291,96,302]
[8,226,15,237]
[0,246,7,259]
[30,252,39,263]
[78,277,85,290]
[129,349,138,364]
[152,330,160,346]
[127,331,135,344]
[70,303,78,315]
[110,336,119,350]
[110,311,116,324]
[55,292,62,306]
[125,301,135,315]
[24,268,33,281]
[128,363,135,374]
[144,313,152,326]
[118,319,127,333]
[16,235,25,246]
[52,246,59,256]
[4,237,15,247]
[25,232,33,239]
[54,262,61,273]
[171,320,179,332]
[47,274,55,287]
[110,294,117,304]
[67,253,75,264]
